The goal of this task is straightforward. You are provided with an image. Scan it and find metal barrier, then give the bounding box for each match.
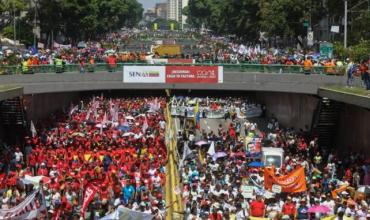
[0,63,346,75]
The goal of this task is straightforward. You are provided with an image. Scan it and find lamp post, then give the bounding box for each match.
[13,0,16,49]
[344,0,348,48]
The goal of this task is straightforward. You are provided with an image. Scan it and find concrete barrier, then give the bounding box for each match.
[0,72,345,95]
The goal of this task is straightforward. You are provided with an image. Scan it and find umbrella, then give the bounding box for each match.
[307,205,331,213]
[95,124,107,128]
[122,132,135,137]
[77,41,87,48]
[72,132,85,137]
[248,161,264,167]
[118,125,130,132]
[195,140,208,146]
[212,152,228,159]
[125,116,134,120]
[230,152,246,158]
[23,175,51,186]
[357,186,370,194]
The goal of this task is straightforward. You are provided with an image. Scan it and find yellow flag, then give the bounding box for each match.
[194,100,199,123]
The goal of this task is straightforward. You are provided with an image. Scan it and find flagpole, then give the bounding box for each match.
[39,181,50,220]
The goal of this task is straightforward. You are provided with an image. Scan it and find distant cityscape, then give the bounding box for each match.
[143,0,189,27]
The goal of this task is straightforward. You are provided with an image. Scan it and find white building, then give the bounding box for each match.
[167,0,188,27]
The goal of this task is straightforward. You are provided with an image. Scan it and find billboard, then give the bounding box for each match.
[123,66,165,83]
[166,66,223,83]
[123,66,223,83]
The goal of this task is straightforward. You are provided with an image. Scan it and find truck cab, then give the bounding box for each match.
[262,147,284,168]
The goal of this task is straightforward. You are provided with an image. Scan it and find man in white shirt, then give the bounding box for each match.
[14,147,23,164]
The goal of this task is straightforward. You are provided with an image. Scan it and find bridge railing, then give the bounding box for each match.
[0,63,346,75]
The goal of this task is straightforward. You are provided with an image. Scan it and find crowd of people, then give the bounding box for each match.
[0,96,169,219]
[1,30,369,80]
[0,95,369,219]
[176,97,370,220]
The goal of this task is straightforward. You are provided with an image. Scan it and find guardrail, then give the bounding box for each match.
[0,63,346,75]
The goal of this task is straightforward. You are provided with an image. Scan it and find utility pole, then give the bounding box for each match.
[13,0,16,49]
[33,0,38,48]
[344,0,348,48]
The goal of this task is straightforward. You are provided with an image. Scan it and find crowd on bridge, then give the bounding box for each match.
[1,30,369,84]
[0,96,168,219]
[175,96,370,220]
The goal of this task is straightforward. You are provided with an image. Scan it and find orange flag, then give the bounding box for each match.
[264,166,307,193]
[331,184,349,198]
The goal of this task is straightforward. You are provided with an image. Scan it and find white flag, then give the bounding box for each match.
[85,109,91,121]
[142,117,149,134]
[207,141,215,156]
[30,121,37,138]
[182,141,192,161]
[69,105,78,116]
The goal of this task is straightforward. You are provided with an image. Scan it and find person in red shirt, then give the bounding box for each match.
[250,195,265,217]
[282,196,296,219]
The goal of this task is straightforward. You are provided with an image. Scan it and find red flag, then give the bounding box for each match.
[80,179,102,217]
[52,208,62,220]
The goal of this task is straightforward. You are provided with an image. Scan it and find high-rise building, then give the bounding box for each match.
[167,0,188,27]
[155,3,167,19]
[167,0,179,21]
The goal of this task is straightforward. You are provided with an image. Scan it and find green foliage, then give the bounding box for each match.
[333,42,348,60]
[334,40,370,62]
[37,0,143,42]
[348,40,370,62]
[185,0,260,41]
[2,19,33,46]
[186,0,369,46]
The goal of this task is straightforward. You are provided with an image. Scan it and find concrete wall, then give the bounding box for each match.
[23,92,81,121]
[335,104,370,156]
[253,92,319,131]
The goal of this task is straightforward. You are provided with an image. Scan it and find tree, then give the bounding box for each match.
[0,0,28,30]
[36,0,143,43]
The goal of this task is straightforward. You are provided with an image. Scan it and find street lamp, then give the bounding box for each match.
[343,0,369,48]
[344,0,347,48]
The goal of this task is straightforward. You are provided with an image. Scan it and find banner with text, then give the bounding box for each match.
[166,66,223,83]
[123,66,166,83]
[264,166,307,193]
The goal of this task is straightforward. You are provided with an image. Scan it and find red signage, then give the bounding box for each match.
[167,59,195,64]
[166,66,222,83]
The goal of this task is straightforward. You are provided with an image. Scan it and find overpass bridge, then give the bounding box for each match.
[2,63,368,109]
[0,63,346,94]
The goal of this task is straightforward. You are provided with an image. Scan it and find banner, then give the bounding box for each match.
[81,180,102,217]
[123,66,166,83]
[0,190,45,220]
[100,206,153,220]
[166,66,223,83]
[264,167,307,193]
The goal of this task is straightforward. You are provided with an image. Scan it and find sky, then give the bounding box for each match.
[138,0,166,10]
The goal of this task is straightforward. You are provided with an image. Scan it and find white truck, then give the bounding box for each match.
[262,147,284,168]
